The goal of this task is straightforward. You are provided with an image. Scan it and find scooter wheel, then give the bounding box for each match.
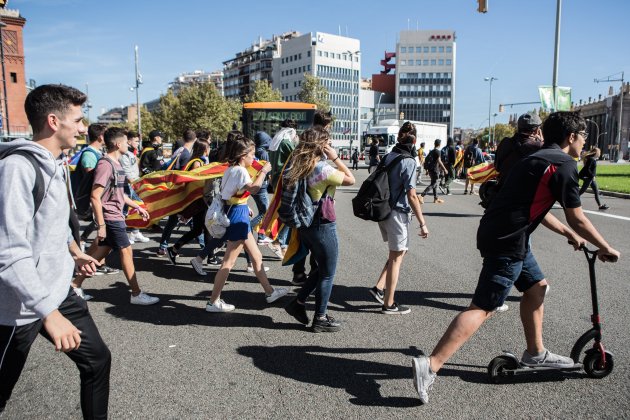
[584,350,614,379]
[488,356,518,384]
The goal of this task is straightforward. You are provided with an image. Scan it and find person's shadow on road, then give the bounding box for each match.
[92,281,302,331]
[238,344,423,408]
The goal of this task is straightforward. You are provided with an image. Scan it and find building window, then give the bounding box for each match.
[401,47,407,53]
[318,51,322,57]
[299,53,302,59]
[423,60,429,66]
[416,60,422,66]
[431,46,437,53]
[446,46,452,53]
[324,52,329,57]
[416,47,421,53]
[9,73,16,84]
[438,59,444,65]
[400,60,406,66]
[438,46,444,53]
[308,64,311,71]
[424,47,429,53]
[431,59,436,66]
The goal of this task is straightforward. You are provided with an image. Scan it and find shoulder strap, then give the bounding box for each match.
[11,150,45,216]
[138,147,154,165]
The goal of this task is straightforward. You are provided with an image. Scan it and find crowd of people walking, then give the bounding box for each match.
[0,84,621,418]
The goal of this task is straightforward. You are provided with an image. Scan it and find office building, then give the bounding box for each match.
[170,70,224,96]
[273,31,360,148]
[396,30,456,137]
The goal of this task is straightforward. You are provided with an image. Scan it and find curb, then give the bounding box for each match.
[596,189,630,199]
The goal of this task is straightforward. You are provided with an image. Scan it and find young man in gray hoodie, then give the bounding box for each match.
[0,84,111,418]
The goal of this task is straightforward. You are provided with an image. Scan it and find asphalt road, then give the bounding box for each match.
[5,169,630,419]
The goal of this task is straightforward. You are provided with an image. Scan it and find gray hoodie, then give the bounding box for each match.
[0,139,74,326]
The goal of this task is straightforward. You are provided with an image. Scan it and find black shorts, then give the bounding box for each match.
[99,220,131,250]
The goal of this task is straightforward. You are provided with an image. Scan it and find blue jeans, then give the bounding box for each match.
[276,225,289,246]
[159,215,179,250]
[250,191,269,231]
[296,221,338,317]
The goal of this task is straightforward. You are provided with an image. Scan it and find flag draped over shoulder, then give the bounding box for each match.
[466,162,498,185]
[126,160,265,228]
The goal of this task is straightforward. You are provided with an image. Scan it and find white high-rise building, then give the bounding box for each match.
[272,32,361,149]
[396,30,456,137]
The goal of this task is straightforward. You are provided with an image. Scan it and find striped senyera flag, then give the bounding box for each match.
[126,160,266,228]
[466,161,498,185]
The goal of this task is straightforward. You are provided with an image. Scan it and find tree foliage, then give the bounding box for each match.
[245,80,282,103]
[480,123,516,148]
[151,83,241,141]
[298,74,330,112]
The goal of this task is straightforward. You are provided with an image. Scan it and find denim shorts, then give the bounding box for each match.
[472,249,545,311]
[224,204,250,242]
[99,220,132,250]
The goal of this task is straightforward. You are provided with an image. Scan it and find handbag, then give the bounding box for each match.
[319,187,336,223]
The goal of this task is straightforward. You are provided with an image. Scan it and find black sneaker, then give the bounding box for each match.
[95,265,120,276]
[285,298,309,325]
[369,287,385,304]
[382,302,411,315]
[599,204,610,210]
[292,273,307,286]
[207,255,222,266]
[166,247,178,265]
[312,314,341,333]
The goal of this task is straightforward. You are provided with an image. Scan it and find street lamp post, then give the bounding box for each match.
[346,50,360,155]
[134,45,143,140]
[484,76,497,147]
[0,21,10,139]
[374,92,384,126]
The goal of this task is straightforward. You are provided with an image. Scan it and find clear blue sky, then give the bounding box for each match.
[15,0,630,129]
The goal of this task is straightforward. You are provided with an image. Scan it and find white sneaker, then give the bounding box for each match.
[493,304,509,313]
[266,287,289,303]
[130,231,150,243]
[247,264,270,273]
[257,236,273,245]
[267,243,285,259]
[191,258,207,276]
[130,291,160,305]
[206,299,235,312]
[73,287,93,301]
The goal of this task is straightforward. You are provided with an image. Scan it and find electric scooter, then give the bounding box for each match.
[488,245,616,383]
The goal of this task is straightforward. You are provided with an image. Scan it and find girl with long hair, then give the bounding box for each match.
[579,147,609,210]
[283,127,355,332]
[206,136,288,312]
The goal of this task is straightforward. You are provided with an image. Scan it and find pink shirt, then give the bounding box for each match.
[92,157,127,221]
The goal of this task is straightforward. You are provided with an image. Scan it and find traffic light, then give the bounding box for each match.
[477,0,488,13]
[499,104,504,113]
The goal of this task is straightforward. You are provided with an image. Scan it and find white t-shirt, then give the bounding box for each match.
[220,165,252,204]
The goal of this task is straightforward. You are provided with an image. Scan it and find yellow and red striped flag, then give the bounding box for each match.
[126,160,266,228]
[466,162,498,185]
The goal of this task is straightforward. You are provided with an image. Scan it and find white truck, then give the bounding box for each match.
[363,119,448,157]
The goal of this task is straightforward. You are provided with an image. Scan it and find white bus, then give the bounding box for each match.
[363,119,448,157]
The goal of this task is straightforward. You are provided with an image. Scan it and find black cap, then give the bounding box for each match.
[149,130,163,140]
[517,112,542,132]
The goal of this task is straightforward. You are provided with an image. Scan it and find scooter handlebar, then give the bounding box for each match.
[568,241,619,263]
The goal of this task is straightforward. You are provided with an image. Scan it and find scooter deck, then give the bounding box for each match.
[504,363,583,376]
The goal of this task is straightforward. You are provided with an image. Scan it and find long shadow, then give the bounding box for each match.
[326,284,520,313]
[237,344,422,407]
[93,281,301,331]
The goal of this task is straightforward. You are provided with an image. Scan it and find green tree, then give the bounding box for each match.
[245,80,282,103]
[298,74,330,112]
[480,123,516,148]
[152,90,180,141]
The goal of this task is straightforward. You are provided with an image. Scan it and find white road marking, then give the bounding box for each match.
[582,210,630,222]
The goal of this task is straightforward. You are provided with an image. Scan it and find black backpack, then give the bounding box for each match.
[423,149,437,171]
[278,165,317,229]
[71,148,101,221]
[440,147,450,165]
[352,154,410,222]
